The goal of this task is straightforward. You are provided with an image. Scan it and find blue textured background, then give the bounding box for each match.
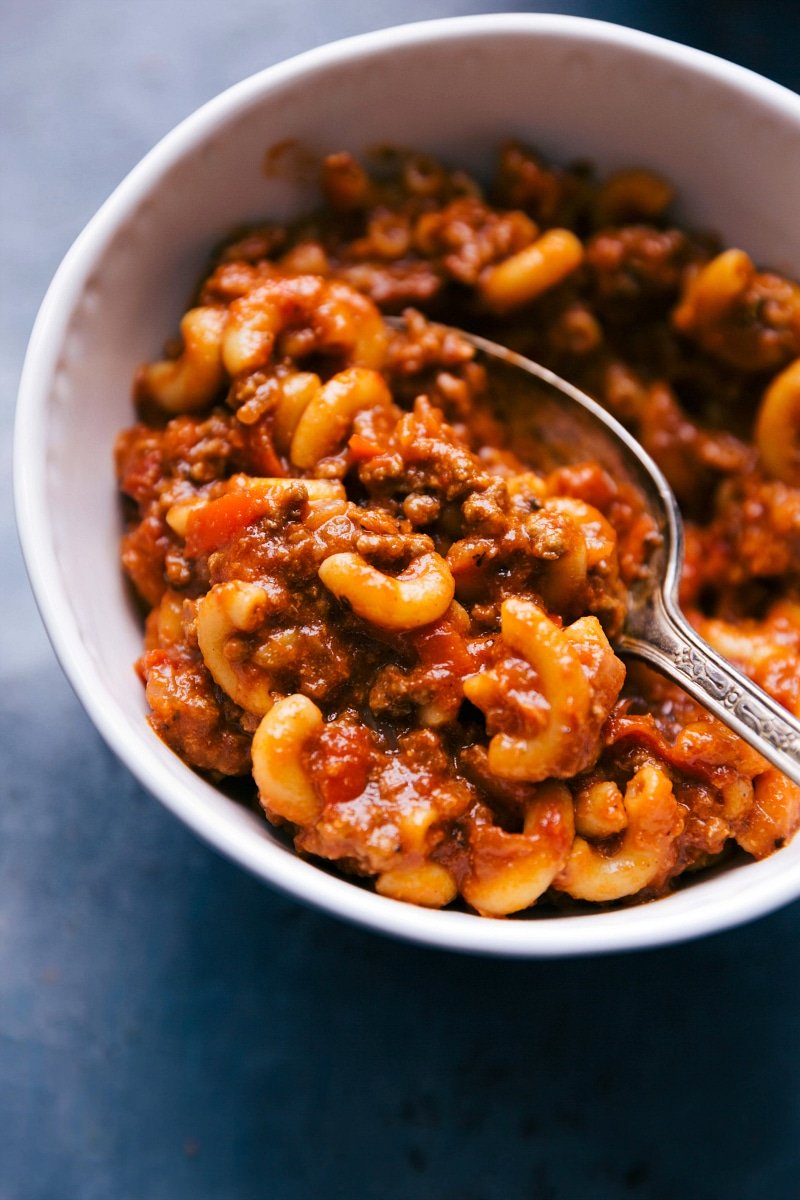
[4,3,800,1197]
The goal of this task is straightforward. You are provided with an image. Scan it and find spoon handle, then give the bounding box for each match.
[619,593,800,787]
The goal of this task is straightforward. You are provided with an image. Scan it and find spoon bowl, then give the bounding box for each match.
[450,324,800,784]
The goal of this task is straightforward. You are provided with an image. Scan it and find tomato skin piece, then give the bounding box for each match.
[185,491,269,557]
[306,720,376,807]
[411,617,473,679]
[348,432,383,460]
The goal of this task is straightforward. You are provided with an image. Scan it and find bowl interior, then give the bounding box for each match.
[17,15,800,955]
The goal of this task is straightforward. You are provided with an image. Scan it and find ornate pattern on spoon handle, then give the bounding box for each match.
[620,594,800,783]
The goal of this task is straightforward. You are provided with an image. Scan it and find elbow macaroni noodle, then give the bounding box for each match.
[196,581,276,716]
[290,367,393,468]
[479,228,584,313]
[138,306,227,413]
[118,142,800,916]
[222,275,387,376]
[755,357,800,486]
[252,695,324,826]
[462,781,575,916]
[555,763,681,902]
[318,551,456,631]
[463,598,625,782]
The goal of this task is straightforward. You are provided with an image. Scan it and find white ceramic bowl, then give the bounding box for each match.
[15,14,800,956]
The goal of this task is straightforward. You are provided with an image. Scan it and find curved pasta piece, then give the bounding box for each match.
[537,508,589,615]
[138,306,227,413]
[252,694,324,826]
[222,275,387,376]
[755,357,800,485]
[574,779,627,839]
[230,475,347,502]
[537,497,621,624]
[164,496,207,539]
[479,228,584,313]
[272,372,322,453]
[544,497,617,570]
[318,551,455,631]
[144,588,186,650]
[554,763,682,902]
[290,367,393,468]
[195,581,274,715]
[673,248,753,331]
[463,598,625,782]
[594,168,673,224]
[505,471,548,510]
[166,475,346,539]
[462,782,575,916]
[376,862,458,908]
[735,769,800,859]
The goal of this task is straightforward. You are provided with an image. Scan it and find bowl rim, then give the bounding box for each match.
[14,12,800,957]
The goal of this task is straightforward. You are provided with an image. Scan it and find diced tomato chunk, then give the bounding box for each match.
[348,433,383,460]
[307,720,375,806]
[185,491,269,556]
[412,618,473,677]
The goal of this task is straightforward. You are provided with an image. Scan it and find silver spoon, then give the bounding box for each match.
[407,320,800,785]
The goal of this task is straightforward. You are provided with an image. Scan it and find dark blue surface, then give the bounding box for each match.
[4,3,800,1197]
